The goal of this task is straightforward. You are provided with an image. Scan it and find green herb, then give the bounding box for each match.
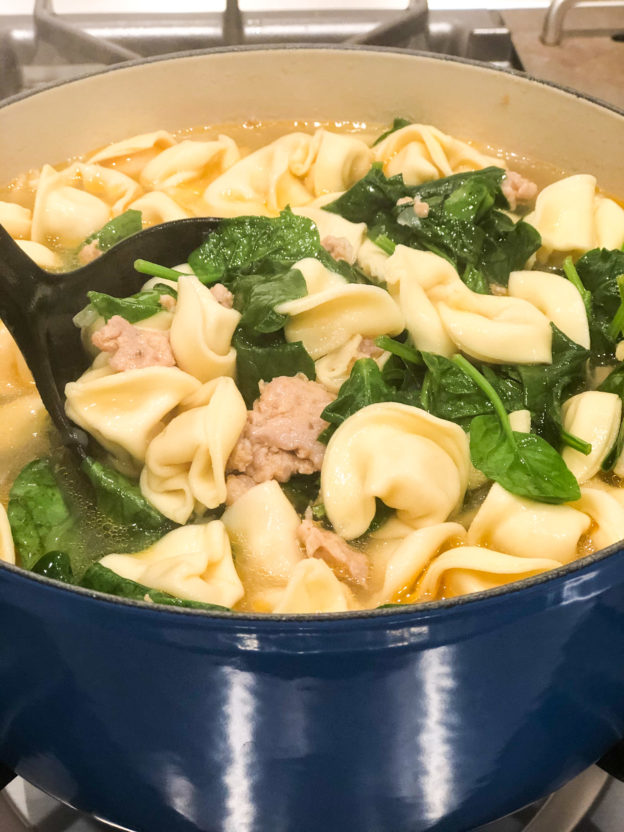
[81,563,230,611]
[233,329,315,407]
[281,474,321,515]
[317,247,373,284]
[375,335,422,365]
[608,274,624,341]
[7,459,78,569]
[188,209,320,283]
[31,550,75,583]
[325,166,539,285]
[452,355,580,503]
[311,503,327,522]
[576,248,624,358]
[83,284,177,324]
[562,256,592,315]
[372,117,412,147]
[134,259,186,281]
[81,458,172,531]
[514,324,590,450]
[82,209,142,253]
[420,352,523,429]
[462,264,490,295]
[319,358,415,442]
[234,267,307,334]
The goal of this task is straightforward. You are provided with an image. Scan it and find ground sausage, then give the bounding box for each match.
[298,510,369,586]
[321,235,356,265]
[227,374,334,483]
[91,315,175,371]
[210,282,234,308]
[501,170,538,211]
[225,474,256,506]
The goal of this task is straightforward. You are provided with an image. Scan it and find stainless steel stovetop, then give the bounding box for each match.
[1,1,623,830]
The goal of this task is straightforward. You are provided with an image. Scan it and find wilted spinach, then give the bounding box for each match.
[81,563,229,611]
[81,284,177,324]
[372,117,413,147]
[81,209,143,254]
[453,355,580,503]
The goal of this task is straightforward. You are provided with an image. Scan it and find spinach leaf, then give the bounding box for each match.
[453,355,580,503]
[32,551,75,583]
[325,166,539,285]
[576,248,624,358]
[420,352,523,428]
[375,335,422,365]
[81,458,172,531]
[318,247,373,284]
[515,324,590,448]
[320,358,415,442]
[281,474,321,515]
[469,415,581,504]
[372,117,412,147]
[84,284,177,324]
[82,209,143,253]
[188,209,320,283]
[81,563,230,611]
[233,329,315,407]
[7,459,78,570]
[463,264,490,295]
[234,267,307,333]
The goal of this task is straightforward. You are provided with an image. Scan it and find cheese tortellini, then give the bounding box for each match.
[140,377,247,524]
[321,403,470,540]
[526,174,624,262]
[100,522,244,608]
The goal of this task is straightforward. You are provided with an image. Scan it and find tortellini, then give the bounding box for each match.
[140,136,240,193]
[571,488,624,552]
[375,522,467,605]
[507,270,590,349]
[526,174,624,261]
[87,130,177,176]
[467,483,591,564]
[373,123,502,186]
[277,283,404,359]
[0,201,31,238]
[140,377,247,524]
[99,522,244,608]
[31,162,141,248]
[127,191,190,226]
[221,480,304,586]
[292,203,367,263]
[65,365,200,470]
[0,323,33,398]
[321,403,470,540]
[315,334,390,394]
[169,275,240,382]
[561,391,622,483]
[379,246,553,364]
[414,547,562,601]
[203,130,372,217]
[272,559,355,614]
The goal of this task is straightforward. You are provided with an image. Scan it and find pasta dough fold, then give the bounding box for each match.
[169,275,240,382]
[321,402,470,540]
[140,377,247,523]
[525,174,624,261]
[467,483,591,564]
[561,391,622,483]
[65,365,200,470]
[373,123,502,186]
[99,522,244,608]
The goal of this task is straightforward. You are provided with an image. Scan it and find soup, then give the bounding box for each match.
[1,118,624,614]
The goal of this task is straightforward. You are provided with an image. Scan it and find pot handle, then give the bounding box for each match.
[0,763,14,791]
[598,740,624,781]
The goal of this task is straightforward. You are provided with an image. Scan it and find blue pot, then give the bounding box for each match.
[2,543,624,832]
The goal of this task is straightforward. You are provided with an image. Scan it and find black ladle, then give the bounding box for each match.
[0,218,220,459]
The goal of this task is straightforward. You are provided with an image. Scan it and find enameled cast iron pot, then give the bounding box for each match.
[1,47,624,832]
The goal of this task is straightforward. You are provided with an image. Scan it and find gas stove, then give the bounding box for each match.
[1,764,623,831]
[1,1,623,830]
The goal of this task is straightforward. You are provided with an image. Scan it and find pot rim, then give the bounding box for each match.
[2,43,623,624]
